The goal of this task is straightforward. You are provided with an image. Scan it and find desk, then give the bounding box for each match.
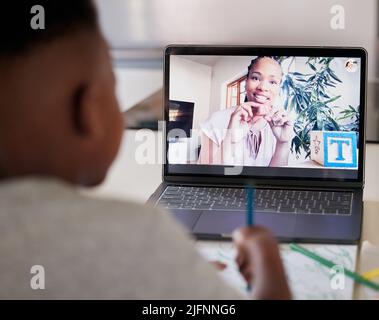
[87,129,379,299]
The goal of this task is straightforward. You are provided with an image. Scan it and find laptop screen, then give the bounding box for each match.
[165,48,366,182]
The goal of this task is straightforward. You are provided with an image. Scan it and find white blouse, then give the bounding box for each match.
[200,107,277,166]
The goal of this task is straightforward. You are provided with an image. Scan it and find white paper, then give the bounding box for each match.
[197,241,357,300]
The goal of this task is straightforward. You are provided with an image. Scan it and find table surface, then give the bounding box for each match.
[86,129,379,298]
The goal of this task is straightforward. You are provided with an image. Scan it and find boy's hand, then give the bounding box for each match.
[233,226,292,300]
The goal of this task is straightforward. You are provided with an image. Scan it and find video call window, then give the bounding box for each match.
[168,55,361,171]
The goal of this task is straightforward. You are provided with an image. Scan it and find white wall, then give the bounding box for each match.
[209,56,252,113]
[96,0,378,79]
[169,56,212,132]
[114,67,162,112]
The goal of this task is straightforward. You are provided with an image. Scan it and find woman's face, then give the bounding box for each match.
[245,58,282,115]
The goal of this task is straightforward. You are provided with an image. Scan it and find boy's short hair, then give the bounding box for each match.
[1,0,97,57]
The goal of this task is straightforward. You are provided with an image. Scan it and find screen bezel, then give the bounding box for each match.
[163,45,367,187]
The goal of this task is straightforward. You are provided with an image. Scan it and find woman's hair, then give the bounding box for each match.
[247,56,282,77]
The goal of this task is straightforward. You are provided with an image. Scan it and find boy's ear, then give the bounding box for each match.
[72,83,104,139]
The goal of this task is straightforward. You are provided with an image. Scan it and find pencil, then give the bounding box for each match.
[246,186,255,292]
[290,243,379,292]
[246,186,255,227]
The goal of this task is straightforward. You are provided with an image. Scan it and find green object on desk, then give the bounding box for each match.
[290,243,379,292]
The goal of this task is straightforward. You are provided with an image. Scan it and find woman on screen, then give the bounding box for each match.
[198,56,294,167]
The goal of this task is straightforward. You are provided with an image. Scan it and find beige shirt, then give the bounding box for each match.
[0,177,242,299]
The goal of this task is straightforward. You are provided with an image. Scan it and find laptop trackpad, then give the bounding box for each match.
[255,212,297,239]
[193,211,296,238]
[171,209,202,230]
[193,211,245,236]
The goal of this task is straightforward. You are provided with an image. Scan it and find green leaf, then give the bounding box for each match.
[329,69,342,83]
[324,95,342,105]
[330,118,340,130]
[308,63,317,72]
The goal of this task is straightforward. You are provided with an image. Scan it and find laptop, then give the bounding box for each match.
[148,45,366,244]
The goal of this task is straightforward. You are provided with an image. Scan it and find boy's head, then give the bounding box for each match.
[0,1,123,186]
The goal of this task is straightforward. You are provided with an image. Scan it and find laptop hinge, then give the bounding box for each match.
[163,175,363,189]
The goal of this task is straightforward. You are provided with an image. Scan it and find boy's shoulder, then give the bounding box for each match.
[0,176,165,231]
[0,176,243,299]
[0,176,156,212]
[0,176,170,298]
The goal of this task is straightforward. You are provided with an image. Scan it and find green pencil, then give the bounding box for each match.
[289,243,379,292]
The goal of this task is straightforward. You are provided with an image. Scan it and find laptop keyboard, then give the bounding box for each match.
[157,186,353,215]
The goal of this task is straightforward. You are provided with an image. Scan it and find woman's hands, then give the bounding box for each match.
[233,226,292,300]
[229,103,293,144]
[226,102,293,166]
[264,109,293,143]
[228,102,270,142]
[229,102,271,130]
